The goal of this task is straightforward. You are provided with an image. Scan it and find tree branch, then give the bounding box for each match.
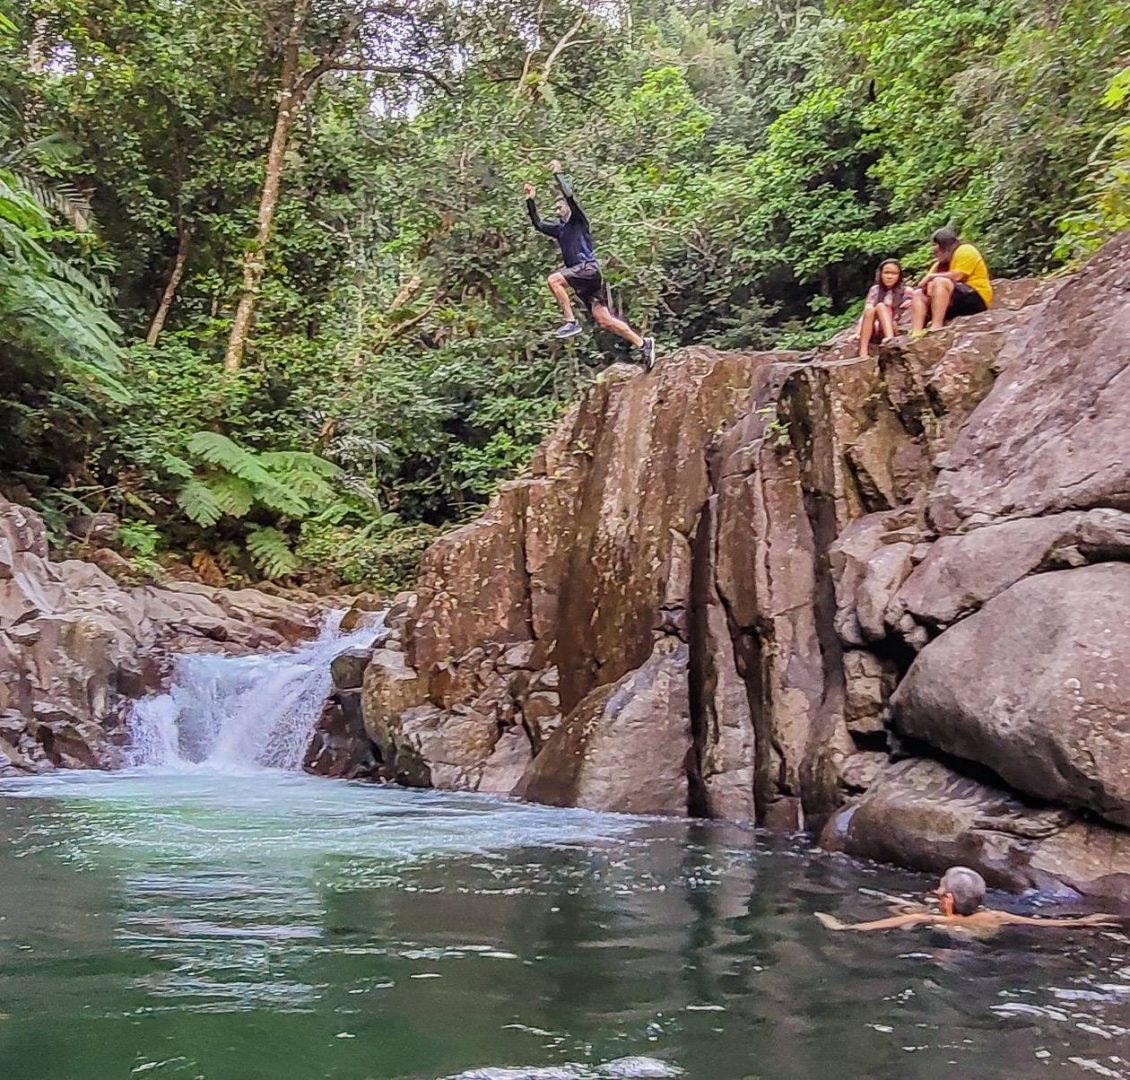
[320,63,455,95]
[542,13,586,83]
[513,0,545,100]
[489,75,600,109]
[295,5,366,96]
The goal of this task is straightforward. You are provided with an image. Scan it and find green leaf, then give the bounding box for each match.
[185,431,272,484]
[258,451,342,478]
[206,473,254,518]
[245,526,299,578]
[176,479,223,527]
[252,477,310,518]
[279,470,336,504]
[161,453,195,479]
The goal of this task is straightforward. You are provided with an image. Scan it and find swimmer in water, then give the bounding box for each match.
[816,867,1124,936]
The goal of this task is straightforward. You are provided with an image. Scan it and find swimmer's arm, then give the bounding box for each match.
[993,911,1124,928]
[815,911,938,932]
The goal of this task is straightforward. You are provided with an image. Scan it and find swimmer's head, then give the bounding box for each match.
[937,866,986,916]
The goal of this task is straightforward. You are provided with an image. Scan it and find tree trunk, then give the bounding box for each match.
[27,16,49,75]
[145,223,192,346]
[223,0,311,372]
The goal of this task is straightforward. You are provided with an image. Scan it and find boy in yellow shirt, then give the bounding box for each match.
[910,226,993,333]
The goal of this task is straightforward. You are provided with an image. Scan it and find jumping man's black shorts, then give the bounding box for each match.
[560,262,611,315]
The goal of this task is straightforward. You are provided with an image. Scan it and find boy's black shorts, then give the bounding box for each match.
[560,261,612,315]
[946,282,988,319]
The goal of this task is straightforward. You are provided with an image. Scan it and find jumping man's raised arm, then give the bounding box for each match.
[525,181,562,238]
[551,161,588,228]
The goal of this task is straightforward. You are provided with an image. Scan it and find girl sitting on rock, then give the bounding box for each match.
[858,259,913,358]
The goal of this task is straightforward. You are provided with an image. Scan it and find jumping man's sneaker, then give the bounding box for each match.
[639,337,656,370]
[555,321,582,339]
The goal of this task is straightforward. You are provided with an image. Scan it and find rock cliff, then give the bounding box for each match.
[361,231,1130,900]
[0,496,320,775]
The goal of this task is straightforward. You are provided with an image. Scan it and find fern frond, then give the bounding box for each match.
[310,501,356,526]
[279,470,336,504]
[10,169,92,232]
[246,526,299,578]
[176,479,223,527]
[251,477,310,518]
[206,472,254,518]
[185,431,272,484]
[258,450,342,478]
[328,433,392,465]
[341,475,383,510]
[161,452,195,479]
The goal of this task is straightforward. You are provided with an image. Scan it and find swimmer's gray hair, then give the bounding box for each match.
[939,866,986,915]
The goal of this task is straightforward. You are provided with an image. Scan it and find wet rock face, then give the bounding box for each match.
[928,237,1130,530]
[892,564,1130,827]
[305,646,378,780]
[304,697,372,779]
[0,495,321,777]
[360,232,1130,898]
[515,640,692,816]
[825,758,1130,902]
[366,350,788,813]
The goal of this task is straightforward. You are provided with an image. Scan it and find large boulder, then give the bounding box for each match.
[304,645,379,779]
[303,696,375,780]
[382,704,501,790]
[892,564,1130,826]
[361,647,428,755]
[515,641,691,816]
[929,233,1130,531]
[894,508,1130,630]
[826,758,1130,902]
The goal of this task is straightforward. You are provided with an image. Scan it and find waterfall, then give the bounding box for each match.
[127,611,385,773]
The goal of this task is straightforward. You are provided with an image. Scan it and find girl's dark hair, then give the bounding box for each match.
[872,258,909,312]
[874,259,904,287]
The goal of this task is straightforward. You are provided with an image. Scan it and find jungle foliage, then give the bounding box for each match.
[0,0,1125,588]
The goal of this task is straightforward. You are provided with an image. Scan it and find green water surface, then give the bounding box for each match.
[1,770,1128,1080]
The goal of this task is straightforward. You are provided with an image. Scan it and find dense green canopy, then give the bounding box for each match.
[0,0,1126,587]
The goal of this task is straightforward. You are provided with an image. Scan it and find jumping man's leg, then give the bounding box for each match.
[928,277,954,330]
[592,303,644,349]
[548,272,576,323]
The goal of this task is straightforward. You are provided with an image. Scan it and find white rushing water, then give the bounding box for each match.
[127,610,386,772]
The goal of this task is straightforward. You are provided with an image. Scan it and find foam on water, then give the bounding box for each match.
[447,1057,682,1080]
[126,610,385,772]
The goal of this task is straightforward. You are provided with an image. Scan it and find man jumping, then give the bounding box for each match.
[524,160,656,369]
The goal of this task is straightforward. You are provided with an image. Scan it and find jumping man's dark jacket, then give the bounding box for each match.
[526,173,597,268]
